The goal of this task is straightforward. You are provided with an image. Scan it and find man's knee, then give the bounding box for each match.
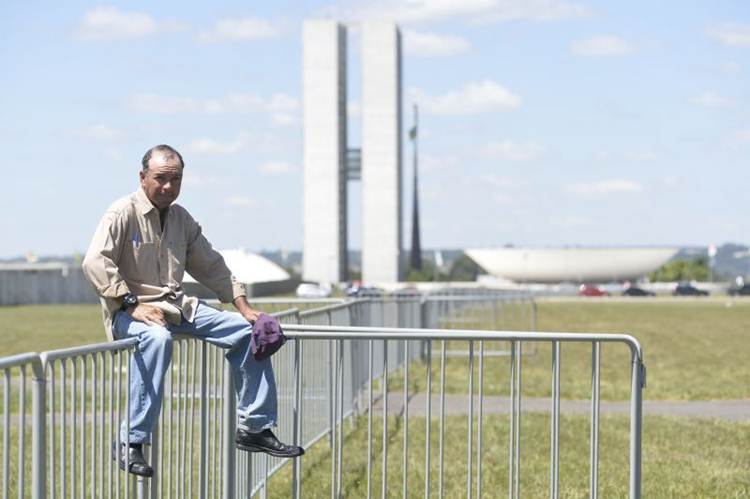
[140,326,173,350]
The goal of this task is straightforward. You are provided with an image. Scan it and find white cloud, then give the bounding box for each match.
[225,196,256,208]
[565,179,644,195]
[75,7,186,41]
[571,35,633,56]
[128,92,299,115]
[402,29,470,57]
[707,23,750,47]
[198,18,280,43]
[483,140,542,162]
[271,112,300,127]
[692,91,733,108]
[410,80,521,115]
[186,137,245,156]
[71,124,123,142]
[321,0,590,24]
[258,161,294,175]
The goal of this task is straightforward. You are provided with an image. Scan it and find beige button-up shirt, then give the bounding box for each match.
[82,188,245,340]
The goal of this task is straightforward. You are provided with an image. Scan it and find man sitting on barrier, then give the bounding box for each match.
[82,144,304,478]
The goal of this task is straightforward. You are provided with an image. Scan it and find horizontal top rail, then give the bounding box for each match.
[0,352,42,371]
[298,300,365,316]
[282,324,643,360]
[40,337,138,364]
[422,294,532,302]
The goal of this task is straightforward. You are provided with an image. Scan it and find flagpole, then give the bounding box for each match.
[410,103,422,272]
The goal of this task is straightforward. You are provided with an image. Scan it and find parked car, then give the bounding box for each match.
[296,282,333,298]
[622,286,655,297]
[578,284,609,297]
[673,282,709,296]
[728,283,750,296]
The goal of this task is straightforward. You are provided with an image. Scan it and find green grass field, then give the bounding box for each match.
[383,298,750,401]
[1,299,748,496]
[1,299,748,400]
[263,413,750,498]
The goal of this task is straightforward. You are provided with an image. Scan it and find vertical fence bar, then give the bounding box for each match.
[337,339,344,497]
[403,340,409,499]
[330,339,338,499]
[382,340,388,499]
[115,353,121,499]
[63,360,69,499]
[222,361,236,499]
[424,340,432,499]
[367,339,373,499]
[467,341,474,499]
[477,341,484,499]
[188,342,197,499]
[18,366,25,499]
[31,360,45,499]
[80,356,87,498]
[629,350,644,499]
[589,342,600,499]
[199,342,208,499]
[438,340,446,499]
[514,342,522,499]
[48,364,55,499]
[292,339,302,499]
[550,341,560,499]
[508,341,515,499]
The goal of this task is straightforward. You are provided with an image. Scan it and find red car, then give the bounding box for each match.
[578,284,610,297]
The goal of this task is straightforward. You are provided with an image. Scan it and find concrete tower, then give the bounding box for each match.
[302,20,348,283]
[361,22,403,283]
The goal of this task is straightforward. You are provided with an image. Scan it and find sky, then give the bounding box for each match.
[1,0,748,259]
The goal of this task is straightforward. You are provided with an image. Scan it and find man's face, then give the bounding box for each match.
[140,153,183,210]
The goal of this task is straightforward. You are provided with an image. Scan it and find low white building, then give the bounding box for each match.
[466,247,678,283]
[184,249,294,297]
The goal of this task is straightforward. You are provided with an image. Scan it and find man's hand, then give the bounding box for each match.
[128,304,167,327]
[233,296,261,324]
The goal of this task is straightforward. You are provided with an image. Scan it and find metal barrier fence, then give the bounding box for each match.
[0,291,643,498]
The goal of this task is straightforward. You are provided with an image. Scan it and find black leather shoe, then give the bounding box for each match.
[235,428,305,458]
[112,442,153,477]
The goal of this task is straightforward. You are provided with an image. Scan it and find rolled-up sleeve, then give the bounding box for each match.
[82,212,130,299]
[184,214,245,303]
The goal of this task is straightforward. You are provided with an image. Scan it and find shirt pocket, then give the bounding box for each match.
[132,242,158,281]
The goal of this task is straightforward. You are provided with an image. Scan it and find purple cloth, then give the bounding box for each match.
[250,313,287,360]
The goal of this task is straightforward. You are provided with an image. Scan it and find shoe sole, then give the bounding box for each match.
[236,442,304,458]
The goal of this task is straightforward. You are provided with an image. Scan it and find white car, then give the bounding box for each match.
[296,282,333,298]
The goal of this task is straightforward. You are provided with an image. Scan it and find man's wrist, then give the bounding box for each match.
[120,293,138,311]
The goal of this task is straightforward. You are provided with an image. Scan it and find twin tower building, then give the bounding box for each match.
[303,20,404,284]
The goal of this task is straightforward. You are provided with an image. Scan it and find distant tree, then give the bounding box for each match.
[448,254,482,281]
[405,258,441,282]
[649,257,709,282]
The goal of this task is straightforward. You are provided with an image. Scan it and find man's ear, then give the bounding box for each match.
[139,170,146,182]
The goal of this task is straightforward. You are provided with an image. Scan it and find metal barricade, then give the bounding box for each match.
[0,292,643,498]
[283,324,645,499]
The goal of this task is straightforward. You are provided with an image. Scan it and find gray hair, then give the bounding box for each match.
[141,144,185,171]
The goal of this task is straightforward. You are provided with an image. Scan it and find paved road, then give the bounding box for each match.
[372,393,750,421]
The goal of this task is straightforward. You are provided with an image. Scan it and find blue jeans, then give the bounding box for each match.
[113,302,277,444]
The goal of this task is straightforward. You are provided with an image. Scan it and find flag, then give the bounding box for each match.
[409,125,417,140]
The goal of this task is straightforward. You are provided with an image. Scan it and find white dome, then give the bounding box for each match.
[466,247,677,283]
[184,249,290,284]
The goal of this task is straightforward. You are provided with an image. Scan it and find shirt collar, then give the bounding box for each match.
[135,188,157,215]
